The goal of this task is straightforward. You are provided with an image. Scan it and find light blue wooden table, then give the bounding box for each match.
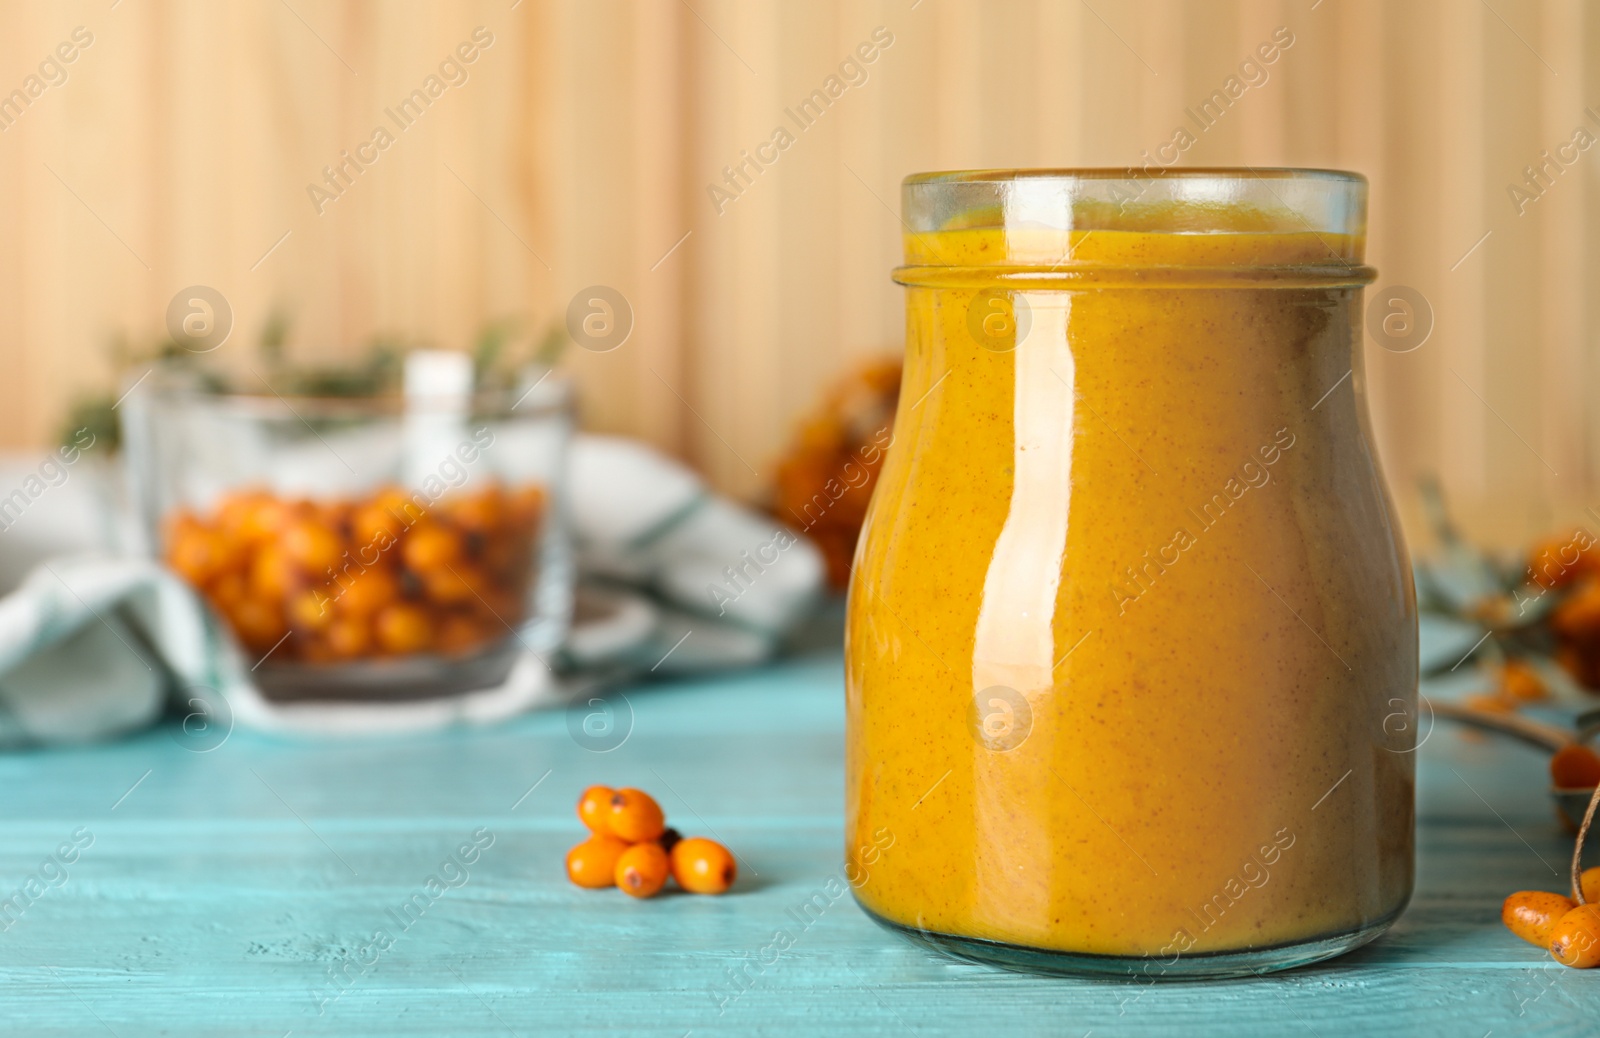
[0,648,1593,1036]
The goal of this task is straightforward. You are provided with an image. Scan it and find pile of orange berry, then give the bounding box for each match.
[1503,868,1600,967]
[771,357,899,590]
[565,786,736,899]
[164,483,543,664]
[1526,527,1600,689]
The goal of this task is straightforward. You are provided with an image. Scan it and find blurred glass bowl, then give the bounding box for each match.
[120,364,573,701]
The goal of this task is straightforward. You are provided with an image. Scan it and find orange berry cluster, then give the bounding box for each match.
[565,785,736,899]
[1503,868,1600,968]
[163,483,544,663]
[1529,529,1600,688]
[771,357,900,590]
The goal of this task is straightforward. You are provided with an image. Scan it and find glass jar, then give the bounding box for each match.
[845,169,1416,978]
[121,363,573,701]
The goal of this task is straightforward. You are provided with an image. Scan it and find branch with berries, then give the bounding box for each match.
[1415,480,1600,966]
[1417,477,1600,711]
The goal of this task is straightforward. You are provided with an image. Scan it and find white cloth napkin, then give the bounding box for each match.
[0,435,824,744]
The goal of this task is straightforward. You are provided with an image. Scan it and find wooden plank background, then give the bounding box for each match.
[0,0,1595,543]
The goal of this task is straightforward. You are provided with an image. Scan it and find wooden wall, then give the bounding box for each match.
[1,0,1597,543]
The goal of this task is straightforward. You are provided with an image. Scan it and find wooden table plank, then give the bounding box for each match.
[0,652,1593,1036]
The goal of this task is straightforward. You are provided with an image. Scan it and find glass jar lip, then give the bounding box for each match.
[903,166,1367,187]
[899,165,1369,269]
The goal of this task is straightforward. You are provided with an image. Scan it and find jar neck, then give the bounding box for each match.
[899,169,1370,280]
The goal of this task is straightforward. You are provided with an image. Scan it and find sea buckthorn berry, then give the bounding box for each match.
[577,786,614,835]
[337,567,401,618]
[288,589,335,632]
[167,524,228,585]
[447,486,506,533]
[318,501,352,536]
[326,617,372,659]
[1583,867,1600,904]
[1553,579,1600,638]
[607,788,665,843]
[1550,904,1600,968]
[423,564,487,606]
[249,546,299,602]
[615,843,670,898]
[283,518,344,574]
[228,597,287,653]
[214,491,260,532]
[566,835,628,890]
[1529,530,1598,590]
[374,603,433,655]
[402,522,462,573]
[1499,660,1547,702]
[1503,890,1577,947]
[1550,744,1600,789]
[353,496,407,548]
[223,493,291,544]
[378,486,429,527]
[670,837,737,895]
[207,571,247,611]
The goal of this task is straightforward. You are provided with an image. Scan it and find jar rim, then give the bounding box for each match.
[903,166,1366,187]
[900,166,1369,267]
